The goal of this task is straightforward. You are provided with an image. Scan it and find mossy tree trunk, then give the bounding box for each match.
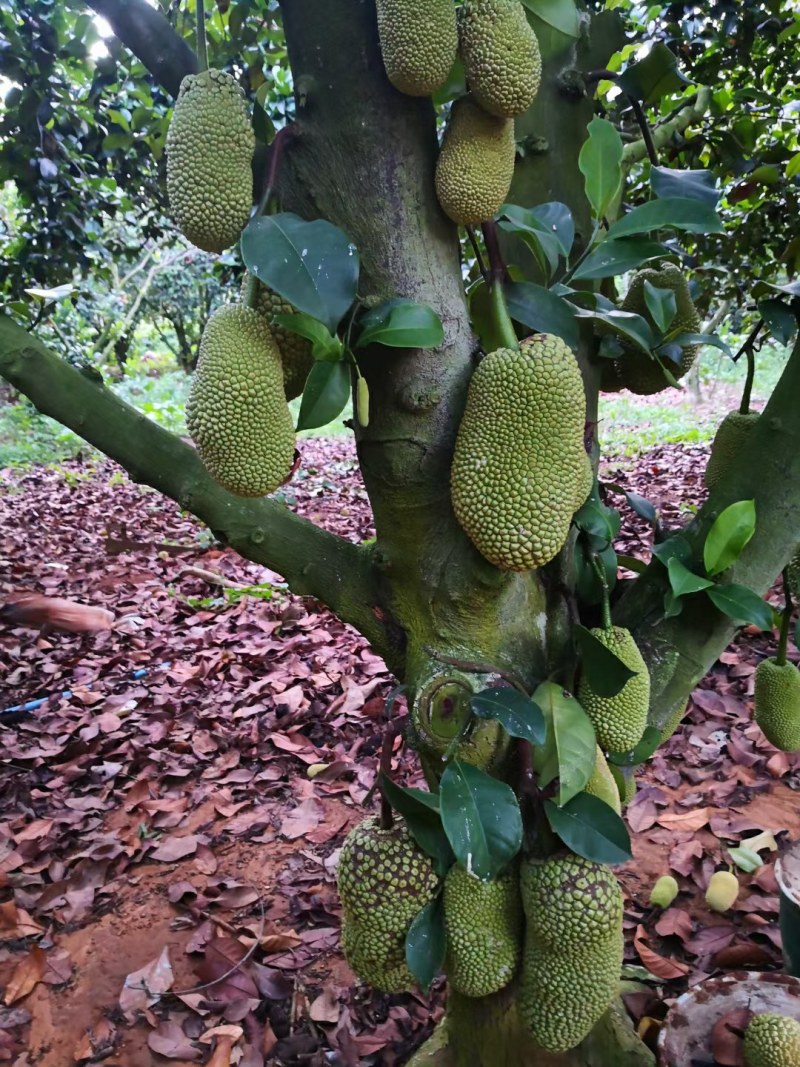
[3,2,800,1064]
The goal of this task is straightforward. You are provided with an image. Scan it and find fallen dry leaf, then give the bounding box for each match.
[633,925,690,980]
[3,945,46,1004]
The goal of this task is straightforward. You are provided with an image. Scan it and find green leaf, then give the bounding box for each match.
[405,896,446,991]
[667,557,714,597]
[604,484,657,525]
[573,498,621,550]
[505,281,580,349]
[616,553,647,575]
[643,281,677,334]
[574,625,636,698]
[670,331,733,358]
[520,0,580,37]
[296,360,350,431]
[728,846,763,873]
[273,313,341,360]
[607,198,724,239]
[545,794,633,865]
[706,584,774,631]
[241,212,359,334]
[470,687,546,745]
[468,280,512,353]
[571,239,669,281]
[759,299,799,346]
[650,167,720,206]
[578,117,623,220]
[529,201,575,257]
[573,307,656,354]
[356,299,444,349]
[498,205,562,279]
[651,534,692,568]
[607,726,662,767]
[616,43,692,105]
[576,543,618,605]
[704,500,757,576]
[439,761,522,881]
[379,775,454,875]
[532,682,596,806]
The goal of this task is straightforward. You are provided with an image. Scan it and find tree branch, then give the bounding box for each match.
[621,87,712,170]
[0,315,400,666]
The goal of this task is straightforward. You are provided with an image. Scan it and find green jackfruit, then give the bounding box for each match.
[243,274,313,401]
[584,746,621,815]
[337,817,439,992]
[649,875,679,908]
[610,764,637,808]
[187,305,295,497]
[450,334,589,570]
[744,1013,800,1067]
[435,96,516,227]
[607,264,702,395]
[704,411,760,490]
[375,0,458,97]
[754,658,800,752]
[659,699,688,743]
[519,852,624,1051]
[788,548,800,599]
[166,69,254,254]
[577,626,650,752]
[458,0,542,117]
[443,865,522,997]
[705,870,739,913]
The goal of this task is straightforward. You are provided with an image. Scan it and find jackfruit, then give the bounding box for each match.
[754,658,800,752]
[519,852,624,1051]
[610,764,637,808]
[649,875,679,908]
[243,274,314,401]
[744,1013,800,1067]
[788,549,800,599]
[410,673,510,773]
[704,411,760,490]
[659,699,688,743]
[450,334,589,570]
[186,305,295,497]
[584,746,621,815]
[435,96,516,227]
[458,0,542,117]
[705,870,739,913]
[608,264,702,395]
[375,0,458,97]
[577,626,650,752]
[337,816,439,992]
[443,865,522,997]
[166,69,254,254]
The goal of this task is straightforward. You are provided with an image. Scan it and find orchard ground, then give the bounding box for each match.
[0,341,797,1066]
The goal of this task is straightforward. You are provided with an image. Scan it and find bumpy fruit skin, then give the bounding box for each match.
[577,626,650,752]
[788,549,800,600]
[754,658,800,752]
[659,699,688,743]
[458,0,542,117]
[744,1013,800,1067]
[435,96,516,227]
[705,870,739,913]
[610,764,637,808]
[519,853,624,1051]
[649,875,679,908]
[243,275,313,401]
[605,264,701,395]
[450,334,589,570]
[704,412,760,490]
[443,865,522,997]
[187,305,295,497]
[375,0,458,97]
[166,70,254,254]
[584,746,621,815]
[337,817,439,992]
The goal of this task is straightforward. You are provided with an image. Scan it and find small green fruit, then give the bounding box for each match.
[649,875,679,909]
[705,870,739,913]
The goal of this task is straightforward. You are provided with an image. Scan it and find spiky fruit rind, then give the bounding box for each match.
[704,411,760,490]
[375,0,458,97]
[458,0,542,117]
[166,70,254,254]
[244,275,314,401]
[754,658,800,752]
[705,870,739,913]
[744,1012,800,1067]
[659,699,688,743]
[187,305,295,497]
[443,865,522,997]
[337,817,439,992]
[435,96,516,227]
[612,264,702,395]
[520,853,623,951]
[450,334,588,570]
[577,626,650,752]
[649,875,679,908]
[584,746,622,815]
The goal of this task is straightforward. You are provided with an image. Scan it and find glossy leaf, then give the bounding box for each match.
[273,313,342,360]
[356,300,444,349]
[520,0,580,37]
[578,117,623,220]
[667,557,714,597]
[650,167,720,206]
[505,281,580,349]
[380,775,454,874]
[471,687,546,745]
[643,281,677,333]
[575,625,637,698]
[532,682,596,806]
[571,239,669,281]
[704,500,757,576]
[706,584,775,630]
[439,761,522,881]
[405,896,446,991]
[617,42,692,104]
[545,794,633,865]
[296,360,350,431]
[607,198,724,239]
[572,306,655,353]
[607,726,662,768]
[651,535,692,568]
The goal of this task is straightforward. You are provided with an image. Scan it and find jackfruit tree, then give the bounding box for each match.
[2,1,800,1065]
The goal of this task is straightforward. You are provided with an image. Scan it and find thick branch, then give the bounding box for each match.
[0,316,397,664]
[622,88,712,170]
[86,0,197,98]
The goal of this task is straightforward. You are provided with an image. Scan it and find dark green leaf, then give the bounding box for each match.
[379,775,454,875]
[241,212,359,334]
[607,726,662,767]
[529,201,575,257]
[617,43,692,105]
[532,682,597,806]
[616,553,648,575]
[667,557,714,597]
[571,240,669,281]
[498,205,562,278]
[356,300,444,349]
[574,498,621,549]
[576,543,618,605]
[273,313,341,360]
[670,331,733,358]
[520,0,580,37]
[578,117,623,220]
[574,624,637,698]
[505,281,580,349]
[572,306,656,353]
[405,896,446,992]
[651,535,692,568]
[704,500,757,576]
[439,761,522,881]
[471,687,546,745]
[706,584,775,630]
[759,299,799,345]
[296,360,350,431]
[643,281,677,333]
[650,167,720,206]
[607,198,724,239]
[545,794,632,865]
